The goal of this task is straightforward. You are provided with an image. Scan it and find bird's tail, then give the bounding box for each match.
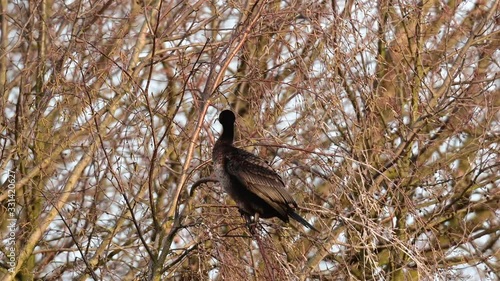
[290,211,318,232]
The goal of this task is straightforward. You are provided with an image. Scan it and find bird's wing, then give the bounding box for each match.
[225,148,297,208]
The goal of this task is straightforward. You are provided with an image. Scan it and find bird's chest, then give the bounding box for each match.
[213,156,244,200]
[213,159,228,184]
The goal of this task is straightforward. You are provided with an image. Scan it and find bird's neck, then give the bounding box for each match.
[219,124,234,144]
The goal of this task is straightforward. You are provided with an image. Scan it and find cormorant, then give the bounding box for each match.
[212,110,317,232]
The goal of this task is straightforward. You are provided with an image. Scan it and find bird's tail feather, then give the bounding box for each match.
[290,211,318,232]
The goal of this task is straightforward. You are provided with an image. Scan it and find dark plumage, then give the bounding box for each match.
[212,110,317,231]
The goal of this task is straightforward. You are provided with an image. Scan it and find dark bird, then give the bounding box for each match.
[212,110,317,232]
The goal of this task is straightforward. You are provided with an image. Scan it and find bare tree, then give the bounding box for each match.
[1,0,498,280]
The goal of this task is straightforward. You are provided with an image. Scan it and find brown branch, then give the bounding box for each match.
[189,177,219,196]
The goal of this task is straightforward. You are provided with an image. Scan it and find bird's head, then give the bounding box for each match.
[219,110,236,126]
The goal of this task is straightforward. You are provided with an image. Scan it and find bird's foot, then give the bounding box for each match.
[247,221,259,235]
[240,210,260,235]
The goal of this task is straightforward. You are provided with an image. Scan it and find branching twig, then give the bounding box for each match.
[189,176,219,196]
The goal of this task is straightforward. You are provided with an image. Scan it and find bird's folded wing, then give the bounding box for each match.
[225,148,297,207]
